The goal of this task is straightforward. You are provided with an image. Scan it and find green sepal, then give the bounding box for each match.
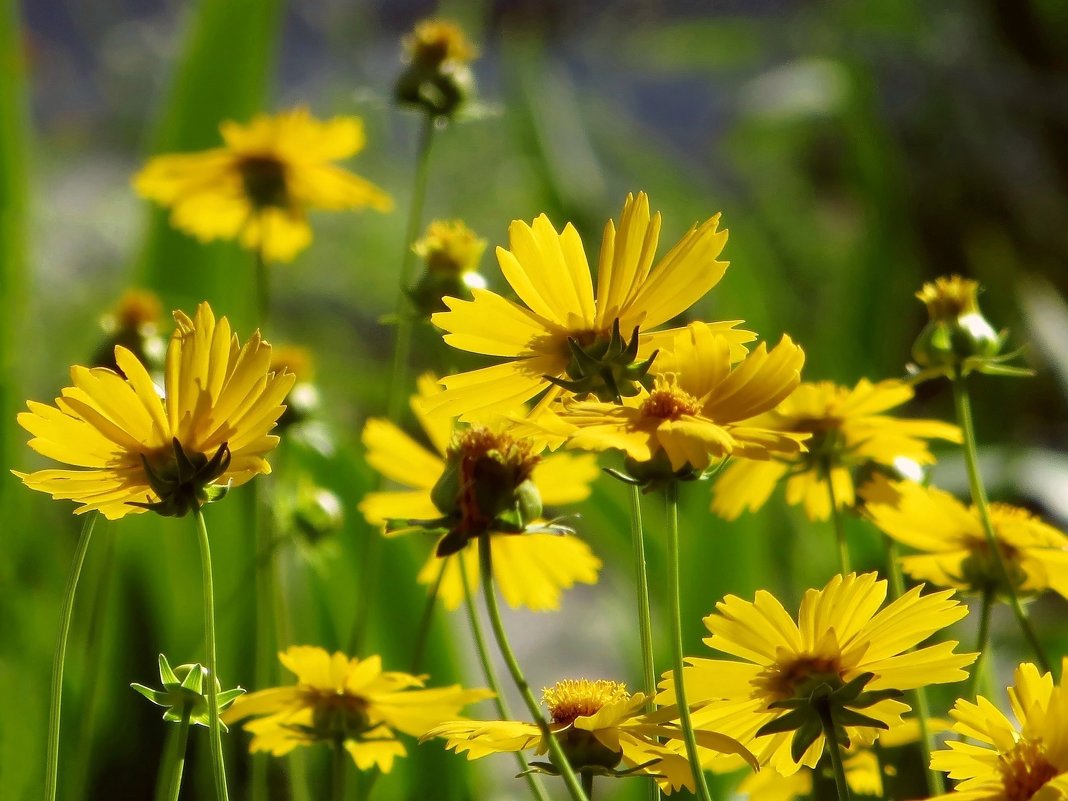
[789,716,825,764]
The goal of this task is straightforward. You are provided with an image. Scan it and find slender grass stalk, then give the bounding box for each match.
[477,535,589,801]
[825,475,851,573]
[966,586,995,700]
[193,507,230,801]
[663,483,714,801]
[45,511,99,801]
[155,705,192,801]
[458,555,552,801]
[332,741,347,801]
[628,485,661,801]
[409,558,448,673]
[351,113,437,656]
[951,376,1050,672]
[882,536,944,795]
[818,703,852,801]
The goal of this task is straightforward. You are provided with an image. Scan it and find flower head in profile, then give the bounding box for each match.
[409,219,488,315]
[711,378,961,522]
[222,646,492,773]
[658,573,975,776]
[395,18,478,118]
[16,303,294,519]
[862,477,1068,601]
[423,678,755,792]
[430,192,754,419]
[358,375,602,611]
[134,108,392,262]
[554,322,806,486]
[93,288,167,373]
[930,660,1068,801]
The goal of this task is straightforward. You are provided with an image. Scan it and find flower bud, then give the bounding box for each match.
[291,484,344,545]
[131,653,244,728]
[912,276,1002,371]
[271,345,320,429]
[93,289,167,374]
[408,220,487,316]
[394,19,477,119]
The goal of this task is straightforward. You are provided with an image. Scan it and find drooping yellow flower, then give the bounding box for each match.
[862,477,1068,600]
[423,678,755,792]
[222,646,492,773]
[358,375,602,611]
[430,192,755,418]
[929,660,1068,801]
[134,108,392,262]
[711,378,961,521]
[16,303,294,519]
[555,322,806,476]
[658,573,975,776]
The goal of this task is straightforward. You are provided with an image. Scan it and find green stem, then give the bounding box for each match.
[664,483,714,801]
[458,555,551,801]
[629,486,661,801]
[332,741,347,801]
[825,474,851,573]
[951,376,1050,672]
[818,703,852,801]
[409,557,448,673]
[581,772,594,799]
[251,485,272,801]
[385,112,436,422]
[194,508,230,801]
[45,511,99,801]
[254,245,270,329]
[164,705,193,801]
[882,537,944,796]
[357,769,379,801]
[477,535,589,801]
[966,586,995,700]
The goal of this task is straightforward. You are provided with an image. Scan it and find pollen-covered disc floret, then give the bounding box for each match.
[639,377,702,421]
[929,660,1068,801]
[544,680,631,725]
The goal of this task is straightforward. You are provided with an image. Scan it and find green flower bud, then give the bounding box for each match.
[912,276,1003,370]
[550,728,623,772]
[131,653,244,728]
[394,19,478,119]
[291,484,344,545]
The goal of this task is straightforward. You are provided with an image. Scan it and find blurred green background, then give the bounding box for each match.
[2,0,1068,799]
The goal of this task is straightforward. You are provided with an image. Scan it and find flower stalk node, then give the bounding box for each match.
[134,439,232,517]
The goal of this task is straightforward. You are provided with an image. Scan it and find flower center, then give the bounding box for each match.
[447,426,539,477]
[754,655,845,703]
[640,378,701,420]
[999,739,1058,801]
[306,689,372,740]
[238,155,289,209]
[915,275,980,321]
[543,679,630,726]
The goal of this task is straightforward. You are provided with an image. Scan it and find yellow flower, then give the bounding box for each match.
[711,378,961,522]
[556,322,806,476]
[913,275,1003,373]
[134,108,392,262]
[930,660,1068,801]
[410,219,488,315]
[16,302,294,519]
[423,678,756,792]
[395,18,478,118]
[222,646,492,773]
[430,192,754,418]
[736,716,949,800]
[358,375,602,611]
[403,19,478,67]
[658,573,975,776]
[862,477,1068,600]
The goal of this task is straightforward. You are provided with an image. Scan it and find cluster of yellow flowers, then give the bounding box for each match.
[15,15,1067,801]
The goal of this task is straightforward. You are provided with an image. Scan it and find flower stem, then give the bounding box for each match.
[951,376,1051,672]
[332,741,347,801]
[45,510,98,801]
[409,557,447,673]
[664,483,714,801]
[159,704,192,801]
[817,702,853,801]
[825,474,851,573]
[882,536,944,796]
[966,586,995,699]
[254,244,270,329]
[581,772,594,799]
[629,485,661,801]
[477,535,589,801]
[458,554,551,801]
[194,507,230,801]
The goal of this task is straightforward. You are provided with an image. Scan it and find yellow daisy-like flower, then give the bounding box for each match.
[556,322,807,475]
[222,646,493,773]
[358,375,602,611]
[711,378,961,522]
[930,660,1068,801]
[423,678,756,792]
[862,477,1068,600]
[16,302,294,519]
[658,573,975,776]
[134,108,392,262]
[430,192,755,418]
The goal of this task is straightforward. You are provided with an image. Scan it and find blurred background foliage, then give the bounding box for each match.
[2,0,1068,799]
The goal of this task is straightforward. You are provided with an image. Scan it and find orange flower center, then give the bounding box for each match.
[640,380,701,420]
[448,426,539,476]
[999,739,1058,801]
[754,655,845,703]
[543,679,630,726]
